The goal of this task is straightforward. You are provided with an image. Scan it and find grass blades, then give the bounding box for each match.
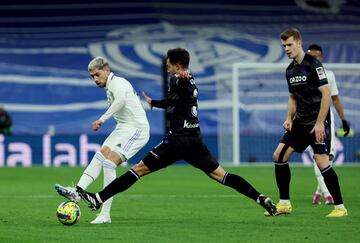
[0,165,358,243]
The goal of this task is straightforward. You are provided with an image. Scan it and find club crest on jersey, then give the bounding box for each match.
[316,67,327,80]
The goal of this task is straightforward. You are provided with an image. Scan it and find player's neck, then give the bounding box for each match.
[294,50,305,64]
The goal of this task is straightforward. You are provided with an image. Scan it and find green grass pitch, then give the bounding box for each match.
[0,165,359,243]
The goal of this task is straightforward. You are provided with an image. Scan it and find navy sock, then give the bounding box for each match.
[98,169,140,202]
[274,161,291,200]
[222,173,260,201]
[321,166,343,205]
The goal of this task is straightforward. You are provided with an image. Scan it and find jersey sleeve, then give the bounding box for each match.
[325,69,339,96]
[99,81,126,123]
[151,99,167,108]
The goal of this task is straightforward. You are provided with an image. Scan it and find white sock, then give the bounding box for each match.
[95,193,103,203]
[77,152,105,190]
[99,159,117,216]
[335,204,345,209]
[314,161,331,196]
[279,199,291,205]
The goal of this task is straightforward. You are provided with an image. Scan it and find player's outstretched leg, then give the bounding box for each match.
[77,187,102,211]
[55,184,81,203]
[79,168,141,211]
[218,170,277,216]
[257,195,277,216]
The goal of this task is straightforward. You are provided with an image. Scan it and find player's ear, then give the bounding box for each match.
[175,63,182,71]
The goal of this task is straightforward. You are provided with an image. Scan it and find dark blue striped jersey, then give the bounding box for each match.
[151,73,200,134]
[285,53,330,126]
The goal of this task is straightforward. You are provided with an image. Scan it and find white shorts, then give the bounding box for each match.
[103,126,150,161]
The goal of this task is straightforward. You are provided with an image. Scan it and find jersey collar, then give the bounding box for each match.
[106,72,115,88]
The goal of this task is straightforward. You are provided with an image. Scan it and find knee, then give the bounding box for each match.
[273,150,279,162]
[208,166,225,182]
[314,154,330,170]
[273,144,291,163]
[100,146,111,157]
[132,161,151,177]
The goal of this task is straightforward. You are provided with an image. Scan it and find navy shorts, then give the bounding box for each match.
[280,120,331,155]
[142,132,219,174]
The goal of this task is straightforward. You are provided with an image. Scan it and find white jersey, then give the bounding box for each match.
[99,72,149,129]
[325,69,338,156]
[325,69,339,97]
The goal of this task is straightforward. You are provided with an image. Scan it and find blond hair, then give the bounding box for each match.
[88,56,109,72]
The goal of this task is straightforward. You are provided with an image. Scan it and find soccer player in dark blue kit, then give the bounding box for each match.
[77,48,277,217]
[265,28,347,217]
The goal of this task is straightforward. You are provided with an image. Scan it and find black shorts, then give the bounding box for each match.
[142,132,219,174]
[280,120,331,154]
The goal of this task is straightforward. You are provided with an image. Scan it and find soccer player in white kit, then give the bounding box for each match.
[55,56,150,224]
[307,44,350,205]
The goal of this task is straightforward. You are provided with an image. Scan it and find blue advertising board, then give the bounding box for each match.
[1,134,358,167]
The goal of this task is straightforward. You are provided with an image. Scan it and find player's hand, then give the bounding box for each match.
[91,120,103,131]
[283,119,292,131]
[342,119,350,137]
[310,121,325,143]
[178,70,191,80]
[142,92,153,110]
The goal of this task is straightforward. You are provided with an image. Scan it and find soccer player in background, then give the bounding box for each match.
[77,48,277,217]
[307,43,350,205]
[55,57,150,224]
[266,28,347,217]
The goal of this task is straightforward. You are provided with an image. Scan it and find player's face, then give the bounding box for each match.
[166,58,181,75]
[90,68,109,88]
[307,49,323,62]
[281,36,302,60]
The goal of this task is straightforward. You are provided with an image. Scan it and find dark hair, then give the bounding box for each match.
[280,28,302,41]
[308,43,323,54]
[166,48,190,68]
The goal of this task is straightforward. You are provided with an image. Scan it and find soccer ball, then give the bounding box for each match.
[56,201,81,225]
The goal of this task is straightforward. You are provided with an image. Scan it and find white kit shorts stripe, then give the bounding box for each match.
[103,126,149,161]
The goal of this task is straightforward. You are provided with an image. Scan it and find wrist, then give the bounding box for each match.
[315,120,324,125]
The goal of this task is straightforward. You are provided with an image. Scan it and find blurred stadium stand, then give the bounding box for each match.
[0,0,359,164]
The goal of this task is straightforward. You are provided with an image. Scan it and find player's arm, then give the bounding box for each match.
[328,70,350,136]
[283,94,296,131]
[311,84,331,142]
[150,99,167,109]
[328,71,348,121]
[332,95,345,120]
[317,85,331,124]
[332,95,350,136]
[142,92,167,110]
[93,84,126,131]
[142,73,187,110]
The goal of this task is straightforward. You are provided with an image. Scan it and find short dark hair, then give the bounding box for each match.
[166,48,190,68]
[308,43,323,54]
[280,28,302,41]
